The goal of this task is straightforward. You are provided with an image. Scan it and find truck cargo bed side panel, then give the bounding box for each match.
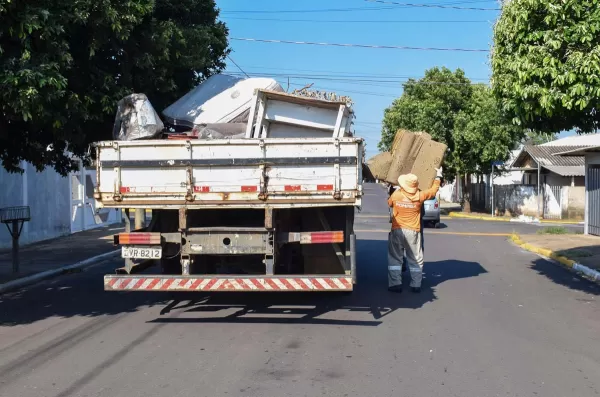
[96,138,363,208]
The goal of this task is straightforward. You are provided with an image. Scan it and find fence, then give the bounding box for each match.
[493,185,540,217]
[460,180,587,220]
[469,183,539,217]
[588,165,600,236]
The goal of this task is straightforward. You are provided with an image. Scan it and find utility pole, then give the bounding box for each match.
[537,162,542,219]
[491,164,494,217]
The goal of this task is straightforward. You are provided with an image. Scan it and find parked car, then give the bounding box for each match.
[423,195,441,228]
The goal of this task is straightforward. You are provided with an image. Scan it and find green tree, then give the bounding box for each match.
[380,68,525,211]
[454,84,525,176]
[0,0,229,175]
[491,0,600,134]
[379,67,472,149]
[379,67,473,181]
[453,84,526,210]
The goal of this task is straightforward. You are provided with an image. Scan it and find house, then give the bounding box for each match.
[493,149,524,185]
[510,138,589,219]
[439,149,523,205]
[555,135,600,236]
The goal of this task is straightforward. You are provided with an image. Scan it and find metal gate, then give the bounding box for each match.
[543,185,562,220]
[470,183,487,212]
[588,165,600,236]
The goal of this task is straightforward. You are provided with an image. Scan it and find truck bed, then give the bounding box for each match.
[94,137,363,209]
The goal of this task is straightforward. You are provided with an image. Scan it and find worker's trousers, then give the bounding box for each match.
[388,228,424,288]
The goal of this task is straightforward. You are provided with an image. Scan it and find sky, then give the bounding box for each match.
[215,0,571,159]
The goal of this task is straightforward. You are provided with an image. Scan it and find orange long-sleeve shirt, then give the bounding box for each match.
[388,178,441,231]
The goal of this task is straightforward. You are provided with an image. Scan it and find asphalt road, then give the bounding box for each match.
[1,183,598,397]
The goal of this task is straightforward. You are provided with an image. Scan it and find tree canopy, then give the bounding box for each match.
[453,84,525,176]
[380,67,524,180]
[0,0,229,175]
[491,0,600,134]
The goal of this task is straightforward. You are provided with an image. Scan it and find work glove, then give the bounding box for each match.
[435,166,443,179]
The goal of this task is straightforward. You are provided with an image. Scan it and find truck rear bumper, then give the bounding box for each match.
[104,275,353,292]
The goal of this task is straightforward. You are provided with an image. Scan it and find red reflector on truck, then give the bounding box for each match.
[241,186,258,192]
[118,232,161,245]
[317,184,334,191]
[194,186,210,193]
[120,187,130,193]
[284,185,302,192]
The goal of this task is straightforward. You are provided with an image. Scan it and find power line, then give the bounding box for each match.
[230,37,489,52]
[220,6,396,14]
[225,71,488,86]
[222,17,490,23]
[220,1,500,14]
[224,67,489,81]
[226,55,250,78]
[365,0,501,11]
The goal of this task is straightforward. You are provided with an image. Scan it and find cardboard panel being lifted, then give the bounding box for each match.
[386,133,425,184]
[365,151,393,180]
[410,139,447,189]
[391,130,431,154]
[385,129,447,189]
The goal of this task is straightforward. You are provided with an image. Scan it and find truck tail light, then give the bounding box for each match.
[307,231,344,244]
[434,202,439,209]
[117,232,161,245]
[279,231,345,244]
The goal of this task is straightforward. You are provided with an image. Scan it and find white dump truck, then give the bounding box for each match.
[95,80,364,292]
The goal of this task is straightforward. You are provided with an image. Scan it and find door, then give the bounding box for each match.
[588,165,600,236]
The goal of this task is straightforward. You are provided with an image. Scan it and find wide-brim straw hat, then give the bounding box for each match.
[398,174,419,194]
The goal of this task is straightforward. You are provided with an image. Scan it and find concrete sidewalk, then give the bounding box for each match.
[449,211,583,225]
[516,234,600,272]
[0,225,123,284]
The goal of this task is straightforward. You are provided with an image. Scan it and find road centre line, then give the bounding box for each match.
[354,230,511,236]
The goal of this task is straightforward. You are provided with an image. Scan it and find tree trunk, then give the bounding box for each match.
[462,173,472,213]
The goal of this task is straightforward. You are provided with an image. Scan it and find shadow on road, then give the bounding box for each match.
[0,271,170,327]
[0,239,487,327]
[150,239,487,327]
[530,257,600,296]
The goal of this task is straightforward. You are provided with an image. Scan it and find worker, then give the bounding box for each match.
[388,184,425,273]
[387,167,443,293]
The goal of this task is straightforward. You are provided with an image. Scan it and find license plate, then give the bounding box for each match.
[121,246,162,259]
